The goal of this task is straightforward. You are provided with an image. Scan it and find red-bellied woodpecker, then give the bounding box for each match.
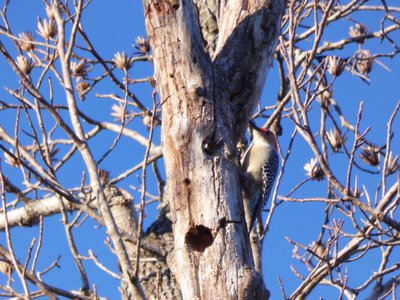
[241,121,279,233]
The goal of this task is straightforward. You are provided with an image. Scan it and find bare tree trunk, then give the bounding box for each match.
[142,1,286,299]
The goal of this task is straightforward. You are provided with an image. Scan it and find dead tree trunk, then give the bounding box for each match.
[142,1,287,299]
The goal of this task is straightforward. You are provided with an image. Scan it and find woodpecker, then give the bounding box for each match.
[241,121,279,233]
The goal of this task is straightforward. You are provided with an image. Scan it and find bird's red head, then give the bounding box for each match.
[249,121,278,149]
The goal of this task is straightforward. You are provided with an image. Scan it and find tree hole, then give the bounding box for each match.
[185,224,214,252]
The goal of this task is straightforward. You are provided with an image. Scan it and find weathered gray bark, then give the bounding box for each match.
[142,1,286,299]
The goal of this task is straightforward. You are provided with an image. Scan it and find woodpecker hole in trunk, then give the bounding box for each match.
[185,224,214,252]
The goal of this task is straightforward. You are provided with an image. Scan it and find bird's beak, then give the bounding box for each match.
[249,120,258,130]
[249,120,267,132]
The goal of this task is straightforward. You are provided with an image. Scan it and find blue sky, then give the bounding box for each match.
[0,1,399,299]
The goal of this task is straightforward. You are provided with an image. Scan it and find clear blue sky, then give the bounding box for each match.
[0,1,399,299]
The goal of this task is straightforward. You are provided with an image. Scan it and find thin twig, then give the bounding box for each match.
[134,93,158,279]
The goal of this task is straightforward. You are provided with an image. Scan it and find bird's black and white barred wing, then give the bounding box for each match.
[248,150,279,233]
[261,150,279,207]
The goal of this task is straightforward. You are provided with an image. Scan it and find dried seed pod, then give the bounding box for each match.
[355,50,374,75]
[98,169,110,185]
[134,36,151,54]
[359,146,380,167]
[37,18,57,40]
[113,52,133,71]
[70,60,90,78]
[15,55,34,75]
[111,104,127,122]
[349,23,368,44]
[142,112,161,129]
[327,56,346,77]
[326,129,347,152]
[0,260,12,275]
[304,158,325,181]
[76,81,90,100]
[18,32,35,52]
